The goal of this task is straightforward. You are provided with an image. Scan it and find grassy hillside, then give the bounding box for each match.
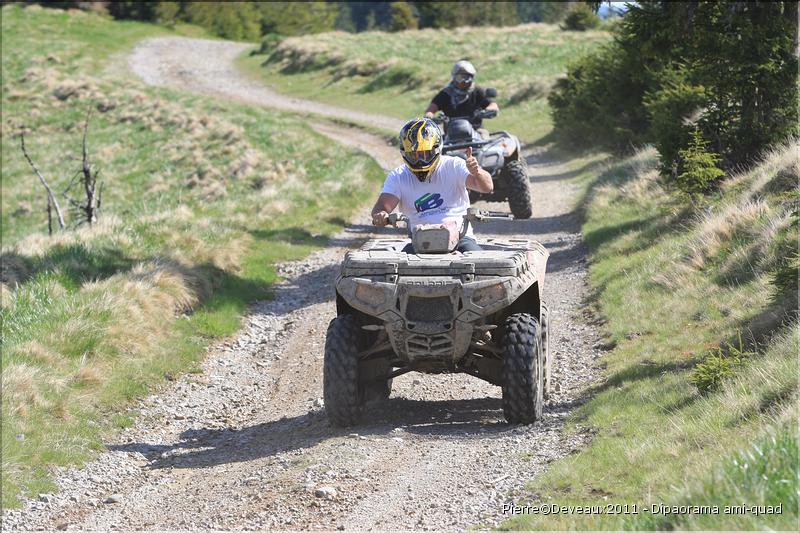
[237,23,611,143]
[0,5,383,507]
[502,142,798,530]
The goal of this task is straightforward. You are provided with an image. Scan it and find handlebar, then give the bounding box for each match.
[465,208,513,222]
[442,140,492,152]
[433,108,497,124]
[386,209,512,228]
[387,213,409,227]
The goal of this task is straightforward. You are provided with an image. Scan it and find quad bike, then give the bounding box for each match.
[432,93,532,219]
[323,208,551,427]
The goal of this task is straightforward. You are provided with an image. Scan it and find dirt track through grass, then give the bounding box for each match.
[3,37,606,531]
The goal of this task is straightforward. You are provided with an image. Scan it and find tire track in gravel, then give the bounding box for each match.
[2,37,604,532]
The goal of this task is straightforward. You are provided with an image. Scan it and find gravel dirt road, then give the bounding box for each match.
[3,37,604,531]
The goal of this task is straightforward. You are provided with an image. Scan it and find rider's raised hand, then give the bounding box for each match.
[466,146,480,176]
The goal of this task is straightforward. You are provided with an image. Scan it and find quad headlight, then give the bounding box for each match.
[499,138,516,157]
[472,283,507,307]
[355,282,388,306]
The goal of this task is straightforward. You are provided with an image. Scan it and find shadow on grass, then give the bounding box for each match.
[583,215,665,251]
[1,244,136,289]
[589,357,698,396]
[527,157,609,183]
[357,66,422,94]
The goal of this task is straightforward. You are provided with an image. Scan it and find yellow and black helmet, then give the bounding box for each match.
[399,117,443,182]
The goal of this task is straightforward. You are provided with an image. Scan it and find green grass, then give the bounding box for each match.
[236,23,611,143]
[501,143,799,530]
[0,4,384,507]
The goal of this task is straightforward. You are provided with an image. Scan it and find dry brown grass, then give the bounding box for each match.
[14,341,62,367]
[590,147,661,210]
[5,216,122,258]
[687,199,771,269]
[685,141,797,273]
[2,363,52,416]
[722,139,800,198]
[72,364,105,387]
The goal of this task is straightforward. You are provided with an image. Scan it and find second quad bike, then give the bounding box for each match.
[432,90,532,219]
[323,209,551,427]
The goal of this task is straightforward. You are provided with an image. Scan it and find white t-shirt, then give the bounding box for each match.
[381,155,474,237]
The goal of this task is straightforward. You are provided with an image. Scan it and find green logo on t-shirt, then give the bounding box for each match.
[414,193,444,213]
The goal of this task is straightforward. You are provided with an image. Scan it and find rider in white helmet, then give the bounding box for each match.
[424,60,499,139]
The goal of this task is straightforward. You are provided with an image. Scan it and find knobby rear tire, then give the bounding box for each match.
[504,160,532,219]
[501,313,544,424]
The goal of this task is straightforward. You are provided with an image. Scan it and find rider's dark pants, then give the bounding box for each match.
[402,236,482,254]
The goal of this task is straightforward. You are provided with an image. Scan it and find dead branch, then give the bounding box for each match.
[61,168,82,196]
[47,196,53,236]
[20,131,66,231]
[80,111,99,225]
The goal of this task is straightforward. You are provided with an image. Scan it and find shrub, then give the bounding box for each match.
[154,2,180,27]
[185,2,261,41]
[560,4,600,31]
[257,2,338,36]
[690,334,756,394]
[253,33,283,56]
[675,128,725,198]
[643,68,709,176]
[548,42,650,152]
[550,2,799,178]
[388,1,418,32]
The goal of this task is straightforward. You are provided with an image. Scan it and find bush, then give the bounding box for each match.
[185,2,261,41]
[675,129,725,198]
[257,2,338,36]
[560,4,600,31]
[548,42,650,152]
[690,334,756,394]
[154,2,180,27]
[253,33,283,56]
[388,1,418,32]
[550,2,799,180]
[643,68,709,176]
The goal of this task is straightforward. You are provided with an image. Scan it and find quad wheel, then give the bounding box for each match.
[500,313,544,424]
[503,160,532,219]
[323,315,392,427]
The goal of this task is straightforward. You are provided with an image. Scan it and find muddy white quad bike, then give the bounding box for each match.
[433,93,532,219]
[323,209,551,426]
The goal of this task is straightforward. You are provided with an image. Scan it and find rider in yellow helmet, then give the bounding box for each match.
[371,117,493,253]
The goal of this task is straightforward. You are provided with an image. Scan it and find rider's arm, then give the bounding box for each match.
[371,193,400,226]
[424,102,439,118]
[466,168,493,194]
[484,101,499,112]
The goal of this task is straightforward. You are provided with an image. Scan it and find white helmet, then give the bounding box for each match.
[451,60,476,90]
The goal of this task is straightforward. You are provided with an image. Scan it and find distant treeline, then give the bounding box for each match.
[29,1,584,39]
[549,0,798,195]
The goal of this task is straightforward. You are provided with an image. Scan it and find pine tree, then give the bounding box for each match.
[676,128,725,198]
